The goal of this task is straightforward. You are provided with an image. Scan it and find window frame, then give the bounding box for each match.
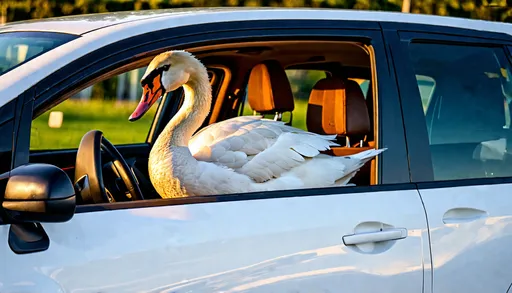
[204,65,231,126]
[385,23,512,185]
[0,98,16,174]
[11,19,410,212]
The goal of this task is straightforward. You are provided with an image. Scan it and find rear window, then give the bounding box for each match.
[0,31,77,76]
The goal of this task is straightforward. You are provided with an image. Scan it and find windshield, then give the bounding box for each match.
[0,31,77,76]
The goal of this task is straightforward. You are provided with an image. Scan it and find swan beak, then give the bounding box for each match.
[129,79,163,122]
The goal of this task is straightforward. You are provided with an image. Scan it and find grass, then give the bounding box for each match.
[30,98,311,151]
[30,99,158,150]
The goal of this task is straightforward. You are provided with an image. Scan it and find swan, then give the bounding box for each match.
[128,50,386,198]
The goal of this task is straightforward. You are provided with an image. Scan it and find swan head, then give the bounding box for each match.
[129,50,204,121]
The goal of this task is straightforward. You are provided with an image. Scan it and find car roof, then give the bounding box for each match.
[1,7,511,36]
[1,7,512,108]
[0,9,200,35]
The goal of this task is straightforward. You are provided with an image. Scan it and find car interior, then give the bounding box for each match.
[28,39,378,204]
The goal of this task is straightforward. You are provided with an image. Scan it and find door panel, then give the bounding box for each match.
[418,183,512,293]
[387,27,512,293]
[1,188,427,292]
[1,20,419,292]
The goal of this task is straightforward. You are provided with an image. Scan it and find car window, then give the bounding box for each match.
[240,69,327,130]
[30,66,159,150]
[0,31,77,76]
[407,42,512,180]
[348,78,370,98]
[415,75,436,112]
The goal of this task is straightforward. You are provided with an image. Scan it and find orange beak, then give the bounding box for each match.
[129,73,164,122]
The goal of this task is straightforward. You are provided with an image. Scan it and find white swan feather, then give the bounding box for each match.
[189,115,341,182]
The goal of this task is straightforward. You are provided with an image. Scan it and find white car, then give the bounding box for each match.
[1,7,512,293]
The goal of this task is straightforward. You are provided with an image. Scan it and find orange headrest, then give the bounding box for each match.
[247,60,295,113]
[307,77,370,136]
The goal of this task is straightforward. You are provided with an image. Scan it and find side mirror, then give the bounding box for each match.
[2,163,76,223]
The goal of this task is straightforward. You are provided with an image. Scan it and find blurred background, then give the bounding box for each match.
[2,0,512,24]
[1,0,510,150]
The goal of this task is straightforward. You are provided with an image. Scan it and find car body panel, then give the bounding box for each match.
[0,10,194,35]
[1,188,428,293]
[1,7,509,36]
[2,8,512,293]
[388,27,512,293]
[1,8,512,107]
[418,182,512,293]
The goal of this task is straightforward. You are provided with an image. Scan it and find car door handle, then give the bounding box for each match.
[442,207,488,224]
[342,228,407,246]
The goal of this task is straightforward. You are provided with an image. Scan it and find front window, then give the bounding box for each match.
[0,31,77,76]
[30,66,158,150]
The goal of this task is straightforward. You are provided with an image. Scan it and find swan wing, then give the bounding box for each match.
[189,115,264,157]
[189,116,310,169]
[191,115,264,147]
[236,132,339,182]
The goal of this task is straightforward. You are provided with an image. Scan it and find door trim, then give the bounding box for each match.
[76,183,418,214]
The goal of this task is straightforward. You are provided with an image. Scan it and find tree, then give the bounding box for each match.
[1,0,510,24]
[1,1,30,24]
[402,0,410,12]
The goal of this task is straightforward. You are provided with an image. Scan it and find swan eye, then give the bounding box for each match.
[162,64,170,71]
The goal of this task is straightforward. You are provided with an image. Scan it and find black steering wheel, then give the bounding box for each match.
[74,130,144,204]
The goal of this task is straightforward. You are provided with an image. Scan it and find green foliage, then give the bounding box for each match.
[1,0,511,23]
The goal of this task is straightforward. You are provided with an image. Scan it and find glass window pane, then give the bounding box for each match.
[407,42,512,180]
[0,32,76,76]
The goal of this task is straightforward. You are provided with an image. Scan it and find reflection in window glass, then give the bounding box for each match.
[408,42,512,181]
[30,67,159,150]
[0,32,76,76]
[416,75,436,113]
[501,67,512,129]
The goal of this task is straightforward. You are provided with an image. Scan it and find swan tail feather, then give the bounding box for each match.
[334,148,387,186]
[345,148,387,162]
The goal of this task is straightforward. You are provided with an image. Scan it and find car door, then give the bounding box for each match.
[386,24,512,293]
[1,20,428,292]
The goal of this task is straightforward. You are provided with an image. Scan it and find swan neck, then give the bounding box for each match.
[159,77,211,148]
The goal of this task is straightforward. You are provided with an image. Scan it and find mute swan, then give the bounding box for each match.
[128,50,386,198]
